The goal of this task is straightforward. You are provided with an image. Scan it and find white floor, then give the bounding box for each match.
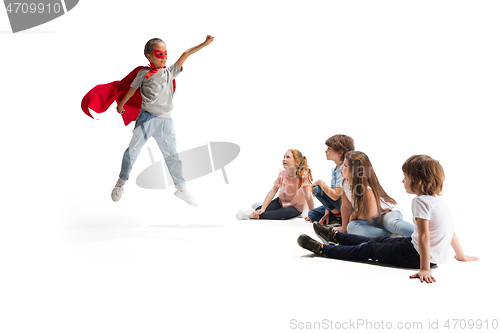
[1,175,494,333]
[2,2,499,331]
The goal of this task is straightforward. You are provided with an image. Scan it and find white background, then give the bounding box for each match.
[1,1,498,332]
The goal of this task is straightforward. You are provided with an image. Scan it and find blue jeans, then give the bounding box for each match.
[308,185,342,222]
[255,198,301,220]
[119,110,185,188]
[346,210,414,237]
[322,233,423,269]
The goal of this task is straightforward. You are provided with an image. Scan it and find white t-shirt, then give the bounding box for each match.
[341,179,394,211]
[411,195,454,264]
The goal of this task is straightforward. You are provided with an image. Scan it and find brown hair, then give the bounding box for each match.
[402,155,444,196]
[325,134,355,161]
[144,38,164,59]
[288,149,313,189]
[344,151,396,222]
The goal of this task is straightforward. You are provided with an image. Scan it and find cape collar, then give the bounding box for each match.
[145,63,166,79]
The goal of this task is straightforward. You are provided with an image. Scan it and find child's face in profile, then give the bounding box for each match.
[402,174,414,194]
[282,150,299,170]
[340,159,351,180]
[325,146,342,163]
[147,42,167,68]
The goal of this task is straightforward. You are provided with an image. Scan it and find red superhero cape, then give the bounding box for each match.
[81,66,176,126]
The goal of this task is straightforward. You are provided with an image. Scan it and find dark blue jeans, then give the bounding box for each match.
[308,185,341,222]
[255,198,301,220]
[323,233,424,269]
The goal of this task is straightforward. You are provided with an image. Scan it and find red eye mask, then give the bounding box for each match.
[153,50,167,59]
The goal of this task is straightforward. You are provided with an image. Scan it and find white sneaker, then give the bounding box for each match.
[236,210,254,220]
[111,179,126,202]
[251,202,263,210]
[174,187,199,207]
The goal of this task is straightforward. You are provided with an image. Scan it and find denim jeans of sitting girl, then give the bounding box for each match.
[346,210,414,237]
[255,197,301,220]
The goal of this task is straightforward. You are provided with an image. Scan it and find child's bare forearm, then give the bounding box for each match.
[116,87,137,114]
[450,232,465,259]
[261,193,274,211]
[451,232,479,261]
[305,190,314,211]
[409,218,436,283]
[118,87,137,107]
[322,183,341,201]
[261,186,278,211]
[177,35,214,68]
[418,233,431,271]
[340,198,351,231]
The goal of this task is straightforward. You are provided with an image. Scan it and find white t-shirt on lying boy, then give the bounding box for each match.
[411,195,454,264]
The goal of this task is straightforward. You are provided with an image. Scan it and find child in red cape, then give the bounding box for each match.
[82,35,214,205]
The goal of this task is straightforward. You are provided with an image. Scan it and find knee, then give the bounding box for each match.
[387,210,402,219]
[307,207,322,222]
[346,221,366,236]
[313,185,323,197]
[346,221,358,234]
[347,220,384,237]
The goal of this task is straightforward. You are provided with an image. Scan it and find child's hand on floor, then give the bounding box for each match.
[251,209,264,219]
[454,254,479,262]
[410,270,436,283]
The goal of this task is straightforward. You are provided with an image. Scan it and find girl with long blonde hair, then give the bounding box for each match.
[236,149,314,220]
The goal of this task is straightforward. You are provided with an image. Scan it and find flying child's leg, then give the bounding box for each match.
[154,118,185,189]
[153,118,198,206]
[119,111,156,181]
[112,111,156,202]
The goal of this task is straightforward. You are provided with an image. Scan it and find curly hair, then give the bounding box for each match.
[402,155,444,196]
[288,149,313,189]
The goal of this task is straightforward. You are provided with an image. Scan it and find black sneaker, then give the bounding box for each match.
[328,213,342,227]
[313,222,338,245]
[297,234,324,255]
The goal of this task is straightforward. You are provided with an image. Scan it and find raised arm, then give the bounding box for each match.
[410,218,436,283]
[451,232,479,262]
[176,35,214,69]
